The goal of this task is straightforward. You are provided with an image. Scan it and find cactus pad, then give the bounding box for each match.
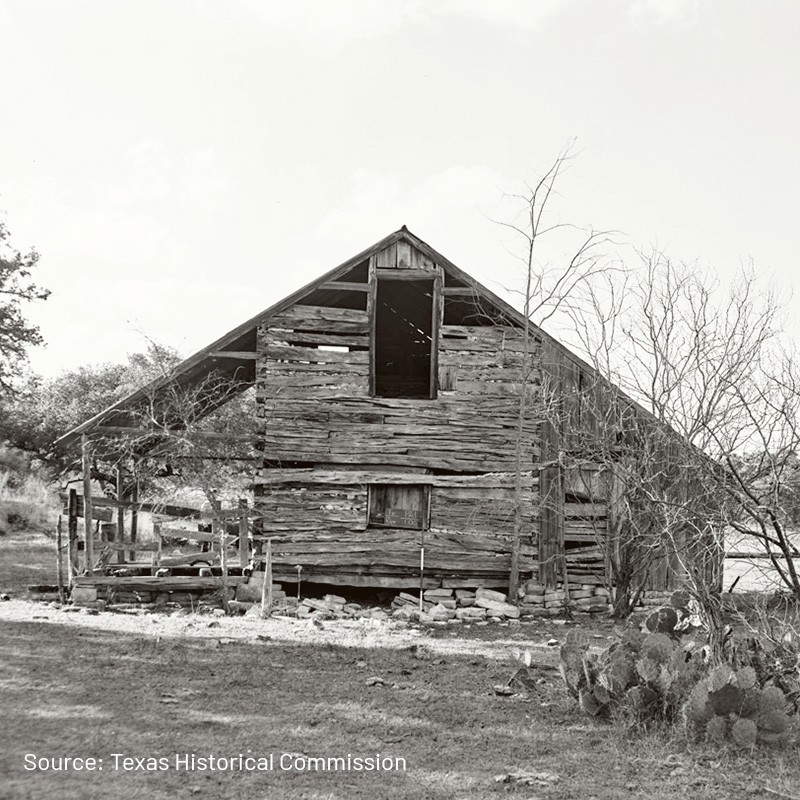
[731,717,757,748]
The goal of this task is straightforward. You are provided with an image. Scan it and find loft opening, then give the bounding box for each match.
[373,278,436,399]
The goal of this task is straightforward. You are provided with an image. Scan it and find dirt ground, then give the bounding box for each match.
[2,533,799,800]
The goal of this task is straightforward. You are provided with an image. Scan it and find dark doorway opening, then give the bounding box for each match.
[374,279,435,398]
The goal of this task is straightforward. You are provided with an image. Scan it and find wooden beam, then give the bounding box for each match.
[159,527,238,544]
[208,351,258,359]
[90,425,254,442]
[319,281,370,292]
[238,499,249,568]
[375,268,435,281]
[67,489,79,584]
[73,575,247,590]
[442,287,479,296]
[115,466,125,564]
[81,435,94,574]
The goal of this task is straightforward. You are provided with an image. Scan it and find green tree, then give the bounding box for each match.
[0,343,184,470]
[0,218,49,392]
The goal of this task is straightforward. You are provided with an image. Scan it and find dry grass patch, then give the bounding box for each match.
[2,613,799,800]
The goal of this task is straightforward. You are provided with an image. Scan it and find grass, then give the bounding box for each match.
[0,464,60,537]
[0,529,61,594]
[3,616,799,800]
[2,534,800,799]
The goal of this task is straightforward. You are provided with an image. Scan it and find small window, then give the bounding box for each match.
[368,485,429,530]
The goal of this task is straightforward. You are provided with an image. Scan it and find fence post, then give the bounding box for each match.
[56,515,65,604]
[238,498,249,568]
[81,435,94,574]
[116,465,126,564]
[68,489,79,579]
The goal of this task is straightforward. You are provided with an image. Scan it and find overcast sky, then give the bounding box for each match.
[1,0,798,377]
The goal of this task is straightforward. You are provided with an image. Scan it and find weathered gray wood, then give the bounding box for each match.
[115,466,125,564]
[159,527,238,545]
[375,268,436,281]
[81,435,94,574]
[67,489,79,581]
[320,281,370,292]
[56,515,65,603]
[266,331,368,348]
[73,575,247,590]
[238,499,249,568]
[256,468,535,487]
[209,351,258,359]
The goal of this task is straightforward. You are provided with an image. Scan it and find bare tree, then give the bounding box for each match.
[493,149,617,600]
[82,359,257,609]
[568,249,799,651]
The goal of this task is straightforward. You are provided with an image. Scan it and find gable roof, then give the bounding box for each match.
[55,225,639,449]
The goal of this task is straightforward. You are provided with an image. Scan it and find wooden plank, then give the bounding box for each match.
[238,499,249,568]
[159,527,238,545]
[265,331,368,348]
[396,239,412,268]
[273,305,369,323]
[264,374,370,390]
[367,253,377,396]
[273,572,441,589]
[209,351,258,359]
[431,267,442,399]
[130,478,138,558]
[73,575,247,590]
[409,246,434,270]
[375,268,435,281]
[56,515,65,602]
[256,469,533,488]
[265,344,369,364]
[68,489,79,580]
[376,243,395,268]
[319,281,370,292]
[59,500,114,522]
[91,540,159,552]
[115,466,125,565]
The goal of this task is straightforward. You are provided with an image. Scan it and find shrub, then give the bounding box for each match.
[0,445,59,535]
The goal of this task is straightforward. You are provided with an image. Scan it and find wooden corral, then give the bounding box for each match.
[57,226,691,596]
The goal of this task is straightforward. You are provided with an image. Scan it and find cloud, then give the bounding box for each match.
[239,0,566,45]
[314,164,508,249]
[239,0,426,42]
[102,139,233,216]
[442,0,568,32]
[628,0,699,24]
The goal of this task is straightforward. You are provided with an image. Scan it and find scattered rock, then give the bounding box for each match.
[495,769,560,786]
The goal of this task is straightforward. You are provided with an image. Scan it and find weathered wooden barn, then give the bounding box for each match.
[59,226,679,595]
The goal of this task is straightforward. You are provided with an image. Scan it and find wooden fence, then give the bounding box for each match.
[60,490,252,581]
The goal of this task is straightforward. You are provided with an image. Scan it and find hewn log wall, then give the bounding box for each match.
[253,281,542,587]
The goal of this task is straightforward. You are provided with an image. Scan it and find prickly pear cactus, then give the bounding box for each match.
[560,616,797,745]
[731,717,758,748]
[683,666,796,747]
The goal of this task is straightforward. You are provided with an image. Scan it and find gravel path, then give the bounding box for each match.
[0,598,567,665]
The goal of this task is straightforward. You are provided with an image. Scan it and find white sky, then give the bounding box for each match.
[1,0,798,377]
